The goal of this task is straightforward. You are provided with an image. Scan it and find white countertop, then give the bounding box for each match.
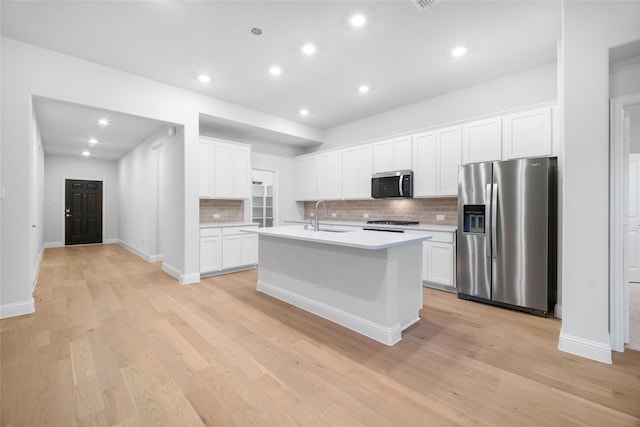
[284,219,457,233]
[247,225,431,250]
[200,222,259,229]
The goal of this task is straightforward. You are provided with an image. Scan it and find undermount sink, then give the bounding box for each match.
[318,228,353,233]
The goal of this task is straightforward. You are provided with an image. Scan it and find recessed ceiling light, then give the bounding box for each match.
[358,85,370,94]
[82,150,91,157]
[350,13,366,27]
[299,109,309,116]
[198,74,211,83]
[98,118,109,125]
[302,43,316,55]
[451,46,467,57]
[269,66,282,76]
[89,138,98,145]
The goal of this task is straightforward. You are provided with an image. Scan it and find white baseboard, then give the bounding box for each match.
[257,279,402,346]
[558,331,612,364]
[0,298,35,319]
[162,262,181,280]
[118,241,161,263]
[180,272,200,285]
[104,238,119,244]
[554,303,562,319]
[44,241,64,248]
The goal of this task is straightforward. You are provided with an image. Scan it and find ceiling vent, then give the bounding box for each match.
[412,0,441,11]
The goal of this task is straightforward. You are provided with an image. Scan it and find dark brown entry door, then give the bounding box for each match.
[65,179,103,245]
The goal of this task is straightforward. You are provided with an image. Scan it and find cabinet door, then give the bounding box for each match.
[462,117,502,164]
[294,157,307,201]
[200,236,221,273]
[393,136,413,171]
[412,131,437,197]
[305,156,319,201]
[425,241,454,286]
[437,126,462,196]
[198,141,213,198]
[232,145,250,198]
[373,140,394,173]
[240,233,258,265]
[317,151,343,200]
[214,142,234,198]
[502,107,552,160]
[222,235,241,269]
[343,144,373,199]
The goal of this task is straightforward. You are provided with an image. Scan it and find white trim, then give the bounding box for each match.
[118,241,162,263]
[257,279,407,346]
[554,303,562,319]
[104,238,119,244]
[558,332,612,364]
[44,241,64,248]
[610,93,640,353]
[0,299,35,319]
[180,273,200,285]
[162,262,181,279]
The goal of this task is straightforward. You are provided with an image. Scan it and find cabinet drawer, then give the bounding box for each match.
[222,226,257,236]
[426,231,455,243]
[200,228,222,238]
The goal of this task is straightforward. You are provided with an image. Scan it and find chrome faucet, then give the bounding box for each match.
[313,200,327,231]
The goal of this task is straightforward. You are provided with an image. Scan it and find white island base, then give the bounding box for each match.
[255,230,426,346]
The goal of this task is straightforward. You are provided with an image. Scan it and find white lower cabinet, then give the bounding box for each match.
[422,231,456,291]
[200,226,258,275]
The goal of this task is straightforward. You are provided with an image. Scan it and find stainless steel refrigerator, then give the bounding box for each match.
[457,157,557,316]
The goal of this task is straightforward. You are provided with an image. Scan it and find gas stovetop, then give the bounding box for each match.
[365,220,419,226]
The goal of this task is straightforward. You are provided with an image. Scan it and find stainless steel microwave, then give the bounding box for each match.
[371,170,413,199]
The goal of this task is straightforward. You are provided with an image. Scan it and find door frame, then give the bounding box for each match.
[610,92,640,352]
[60,176,107,246]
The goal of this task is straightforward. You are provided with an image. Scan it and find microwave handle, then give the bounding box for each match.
[398,175,404,196]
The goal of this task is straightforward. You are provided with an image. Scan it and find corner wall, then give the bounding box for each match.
[559,0,640,363]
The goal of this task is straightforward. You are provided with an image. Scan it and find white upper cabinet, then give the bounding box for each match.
[198,140,214,198]
[412,131,437,197]
[317,150,343,200]
[436,126,462,196]
[412,127,461,197]
[294,155,319,201]
[462,117,502,164]
[343,144,373,200]
[502,107,552,160]
[199,138,251,199]
[373,136,412,173]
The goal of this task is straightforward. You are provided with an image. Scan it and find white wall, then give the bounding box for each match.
[611,54,640,98]
[559,0,640,363]
[30,104,44,295]
[321,63,557,150]
[118,126,170,262]
[1,37,322,315]
[43,155,119,247]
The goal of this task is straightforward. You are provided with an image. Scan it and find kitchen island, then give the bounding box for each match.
[247,225,431,345]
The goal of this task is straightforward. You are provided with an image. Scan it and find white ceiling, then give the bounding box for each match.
[33,97,170,160]
[2,1,562,156]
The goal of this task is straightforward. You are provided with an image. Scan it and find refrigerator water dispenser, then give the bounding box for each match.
[463,205,485,234]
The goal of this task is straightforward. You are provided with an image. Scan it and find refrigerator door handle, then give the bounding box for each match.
[491,183,498,258]
[486,183,492,257]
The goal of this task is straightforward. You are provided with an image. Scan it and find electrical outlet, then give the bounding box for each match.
[310,212,315,217]
[331,212,337,218]
[363,213,369,219]
[436,214,445,221]
[213,213,221,219]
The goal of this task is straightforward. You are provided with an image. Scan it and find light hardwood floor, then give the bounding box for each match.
[2,244,639,426]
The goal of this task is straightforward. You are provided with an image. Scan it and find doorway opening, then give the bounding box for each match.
[251,169,276,227]
[65,179,103,245]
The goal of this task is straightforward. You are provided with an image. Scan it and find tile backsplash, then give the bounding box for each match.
[304,198,458,226]
[200,199,245,223]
